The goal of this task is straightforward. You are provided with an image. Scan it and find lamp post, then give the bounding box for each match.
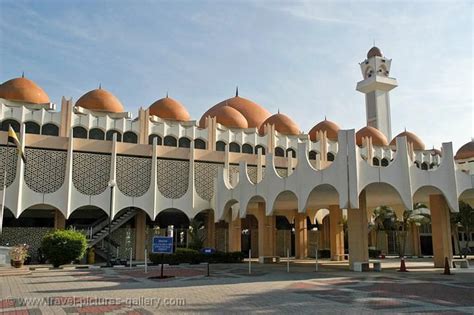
[106,180,116,267]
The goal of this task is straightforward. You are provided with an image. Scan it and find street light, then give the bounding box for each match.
[106,180,116,267]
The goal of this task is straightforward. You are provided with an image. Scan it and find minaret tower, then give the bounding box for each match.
[356,46,398,141]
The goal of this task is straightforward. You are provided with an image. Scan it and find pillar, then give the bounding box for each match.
[411,222,421,257]
[205,211,216,248]
[295,213,307,259]
[256,203,275,257]
[135,211,146,260]
[348,191,369,269]
[329,205,344,261]
[54,210,65,229]
[429,194,453,267]
[228,216,241,252]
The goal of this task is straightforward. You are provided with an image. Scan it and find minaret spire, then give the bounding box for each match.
[21,71,24,78]
[99,83,102,89]
[235,86,239,97]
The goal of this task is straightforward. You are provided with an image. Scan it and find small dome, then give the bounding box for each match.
[0,76,50,104]
[76,87,124,113]
[367,46,383,58]
[455,140,474,160]
[259,112,300,136]
[308,118,341,141]
[356,126,388,146]
[390,131,425,150]
[212,105,248,129]
[149,96,190,121]
[199,94,271,128]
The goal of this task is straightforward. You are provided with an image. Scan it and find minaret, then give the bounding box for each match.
[356,46,397,141]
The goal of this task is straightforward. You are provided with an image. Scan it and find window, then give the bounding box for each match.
[1,119,20,132]
[421,162,428,170]
[72,126,87,139]
[242,144,253,154]
[372,158,380,166]
[275,147,285,157]
[216,141,226,152]
[255,145,266,155]
[123,131,138,144]
[194,139,206,150]
[25,121,41,134]
[381,159,389,167]
[106,130,122,142]
[229,142,240,153]
[89,128,105,140]
[308,151,318,160]
[286,148,296,158]
[148,134,162,145]
[178,137,191,148]
[327,152,335,161]
[41,123,59,136]
[164,136,177,147]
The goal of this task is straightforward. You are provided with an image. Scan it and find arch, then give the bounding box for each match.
[178,137,191,148]
[242,143,253,154]
[216,141,226,152]
[286,148,296,158]
[194,138,206,150]
[68,206,108,225]
[123,131,138,143]
[255,145,266,155]
[413,185,454,211]
[314,208,330,225]
[25,121,40,134]
[381,158,389,167]
[421,162,429,170]
[155,208,190,227]
[373,157,380,166]
[1,119,20,132]
[458,188,474,208]
[89,128,105,140]
[304,184,340,211]
[41,123,59,136]
[275,147,285,157]
[72,126,88,139]
[271,190,298,214]
[308,150,318,160]
[327,152,335,161]
[106,130,122,142]
[360,182,407,211]
[229,142,240,153]
[148,134,162,145]
[163,135,177,147]
[16,204,58,226]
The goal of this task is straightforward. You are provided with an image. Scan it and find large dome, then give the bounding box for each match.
[308,118,340,141]
[199,94,271,129]
[367,46,383,58]
[356,126,388,146]
[149,96,190,121]
[259,112,300,136]
[0,76,50,104]
[75,87,124,113]
[455,140,474,160]
[390,131,425,150]
[212,105,248,129]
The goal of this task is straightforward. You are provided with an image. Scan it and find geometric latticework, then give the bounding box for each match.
[276,168,288,178]
[0,147,17,190]
[116,155,151,197]
[73,152,111,195]
[195,162,220,201]
[157,159,189,199]
[24,149,67,194]
[247,166,259,184]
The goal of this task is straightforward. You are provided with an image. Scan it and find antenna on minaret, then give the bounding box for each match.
[21,71,24,78]
[235,86,239,97]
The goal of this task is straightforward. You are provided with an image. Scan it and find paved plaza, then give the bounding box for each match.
[1,259,473,314]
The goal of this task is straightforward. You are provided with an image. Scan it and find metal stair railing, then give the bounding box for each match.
[88,208,138,247]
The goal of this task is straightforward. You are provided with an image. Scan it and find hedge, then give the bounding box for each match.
[41,229,87,267]
[149,248,244,265]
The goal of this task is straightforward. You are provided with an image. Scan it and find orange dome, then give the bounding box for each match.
[75,88,124,113]
[308,119,341,141]
[455,140,474,160]
[367,46,383,58]
[259,112,300,136]
[390,131,425,150]
[0,76,50,104]
[356,126,388,146]
[149,96,190,121]
[212,105,248,129]
[199,94,270,128]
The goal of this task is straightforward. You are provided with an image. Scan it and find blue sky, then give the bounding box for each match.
[0,0,472,150]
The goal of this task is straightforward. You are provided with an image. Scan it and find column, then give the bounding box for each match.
[205,211,216,248]
[329,205,344,261]
[294,213,307,259]
[135,211,146,260]
[348,191,369,269]
[54,210,65,229]
[228,217,241,252]
[257,203,275,257]
[429,194,453,267]
[411,222,421,257]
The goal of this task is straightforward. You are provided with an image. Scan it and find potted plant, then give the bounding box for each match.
[10,244,29,268]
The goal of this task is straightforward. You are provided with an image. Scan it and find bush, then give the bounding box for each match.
[41,229,87,267]
[149,249,244,265]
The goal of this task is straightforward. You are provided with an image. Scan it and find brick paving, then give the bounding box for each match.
[0,260,473,314]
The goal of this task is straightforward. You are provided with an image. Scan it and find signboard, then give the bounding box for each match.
[152,236,173,254]
[200,248,216,255]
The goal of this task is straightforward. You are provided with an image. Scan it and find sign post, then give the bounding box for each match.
[152,236,174,278]
[200,248,215,277]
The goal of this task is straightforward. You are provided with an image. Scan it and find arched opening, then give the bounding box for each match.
[194,139,206,150]
[25,121,41,134]
[255,145,266,155]
[72,126,88,139]
[241,214,258,257]
[308,150,318,160]
[242,143,253,154]
[148,134,162,145]
[421,162,429,170]
[155,209,190,249]
[89,128,105,140]
[381,158,389,167]
[286,148,296,158]
[373,157,380,166]
[41,123,59,136]
[123,131,138,144]
[327,152,335,161]
[229,142,240,153]
[178,137,191,148]
[216,141,226,152]
[275,147,285,157]
[275,215,295,257]
[106,130,122,142]
[1,119,20,132]
[193,209,216,249]
[163,135,177,147]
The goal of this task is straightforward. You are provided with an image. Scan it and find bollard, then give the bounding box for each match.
[144,249,148,274]
[315,245,318,272]
[287,248,290,273]
[129,248,132,269]
[248,249,251,275]
[207,262,210,277]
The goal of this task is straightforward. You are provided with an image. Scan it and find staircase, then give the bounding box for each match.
[87,208,138,247]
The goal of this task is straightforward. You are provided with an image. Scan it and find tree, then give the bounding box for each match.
[395,203,431,258]
[188,219,206,250]
[371,206,397,252]
[452,202,474,258]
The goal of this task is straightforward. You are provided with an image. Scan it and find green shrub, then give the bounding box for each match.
[41,229,87,267]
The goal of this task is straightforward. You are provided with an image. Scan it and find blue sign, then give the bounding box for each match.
[200,248,216,255]
[152,236,173,254]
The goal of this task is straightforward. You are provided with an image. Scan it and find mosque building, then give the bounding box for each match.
[0,47,473,269]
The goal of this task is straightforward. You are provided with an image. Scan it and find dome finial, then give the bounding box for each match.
[99,83,102,89]
[324,115,327,121]
[166,90,169,98]
[21,71,24,78]
[277,108,280,114]
[235,86,239,97]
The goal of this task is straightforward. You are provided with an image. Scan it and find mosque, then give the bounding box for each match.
[0,47,473,269]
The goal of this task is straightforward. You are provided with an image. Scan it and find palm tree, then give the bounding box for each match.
[188,219,206,250]
[371,206,396,252]
[452,202,474,258]
[396,203,431,258]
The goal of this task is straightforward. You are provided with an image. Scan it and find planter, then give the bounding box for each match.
[12,260,24,268]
